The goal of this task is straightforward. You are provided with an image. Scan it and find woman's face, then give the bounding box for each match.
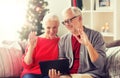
[44,20,59,38]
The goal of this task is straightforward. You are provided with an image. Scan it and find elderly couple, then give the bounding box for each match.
[21,7,107,78]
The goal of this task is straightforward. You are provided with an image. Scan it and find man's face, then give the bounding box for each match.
[62,10,82,35]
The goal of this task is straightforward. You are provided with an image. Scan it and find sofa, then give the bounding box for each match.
[0,41,26,78]
[105,40,120,78]
[0,40,120,78]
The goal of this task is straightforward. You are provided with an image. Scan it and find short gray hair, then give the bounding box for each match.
[42,13,60,28]
[62,7,82,16]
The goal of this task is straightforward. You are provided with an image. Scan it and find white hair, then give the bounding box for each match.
[62,6,82,17]
[42,13,60,28]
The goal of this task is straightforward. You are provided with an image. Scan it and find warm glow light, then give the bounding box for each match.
[0,0,27,42]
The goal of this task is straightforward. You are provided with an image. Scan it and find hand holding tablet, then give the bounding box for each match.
[39,59,69,75]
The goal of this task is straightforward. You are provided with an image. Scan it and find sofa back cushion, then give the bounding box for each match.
[106,46,120,78]
[106,40,120,48]
[0,41,23,77]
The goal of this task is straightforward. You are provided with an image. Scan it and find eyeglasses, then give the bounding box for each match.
[62,15,80,25]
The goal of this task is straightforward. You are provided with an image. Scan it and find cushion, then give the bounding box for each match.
[106,40,120,48]
[0,41,23,77]
[106,46,120,78]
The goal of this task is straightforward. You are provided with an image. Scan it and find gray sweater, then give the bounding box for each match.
[59,27,107,78]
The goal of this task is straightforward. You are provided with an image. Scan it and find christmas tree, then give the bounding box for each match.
[18,0,49,40]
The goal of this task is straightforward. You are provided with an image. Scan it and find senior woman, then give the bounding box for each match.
[21,13,60,78]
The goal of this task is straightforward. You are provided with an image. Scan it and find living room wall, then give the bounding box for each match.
[0,0,27,42]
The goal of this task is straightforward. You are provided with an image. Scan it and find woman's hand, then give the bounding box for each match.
[48,69,60,78]
[28,31,37,49]
[24,31,37,65]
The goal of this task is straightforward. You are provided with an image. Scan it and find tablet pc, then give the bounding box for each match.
[39,59,69,75]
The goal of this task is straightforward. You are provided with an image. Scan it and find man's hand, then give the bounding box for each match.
[74,29,90,46]
[74,29,99,62]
